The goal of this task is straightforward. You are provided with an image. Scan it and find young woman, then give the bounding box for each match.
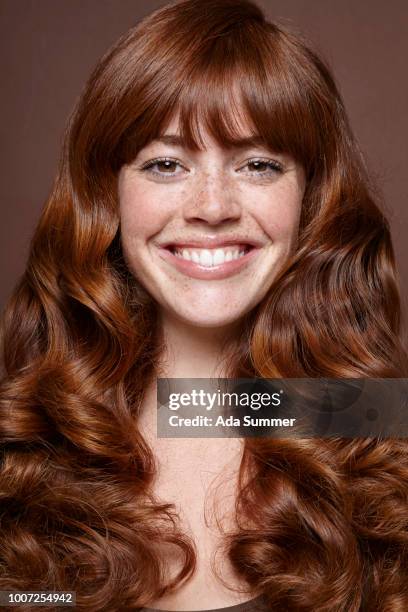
[1,0,407,610]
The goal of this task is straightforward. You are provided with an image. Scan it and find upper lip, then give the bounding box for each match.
[159,237,263,249]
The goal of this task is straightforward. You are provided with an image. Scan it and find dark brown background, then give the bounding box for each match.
[1,0,407,346]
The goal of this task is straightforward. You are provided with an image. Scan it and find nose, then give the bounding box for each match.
[183,171,242,226]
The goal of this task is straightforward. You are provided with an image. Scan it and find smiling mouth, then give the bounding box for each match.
[158,244,259,280]
[168,244,253,266]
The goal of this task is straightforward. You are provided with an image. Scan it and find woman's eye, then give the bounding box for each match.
[240,159,283,175]
[141,158,186,178]
[140,157,283,179]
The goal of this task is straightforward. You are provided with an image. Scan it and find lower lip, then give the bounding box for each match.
[157,247,260,280]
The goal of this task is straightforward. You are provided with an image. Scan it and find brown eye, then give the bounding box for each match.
[248,161,269,172]
[245,159,283,174]
[141,157,186,178]
[155,160,178,172]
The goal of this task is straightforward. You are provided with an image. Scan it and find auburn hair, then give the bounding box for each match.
[1,0,407,610]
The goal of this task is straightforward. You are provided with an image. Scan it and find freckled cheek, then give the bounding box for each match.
[250,193,302,242]
[119,184,177,238]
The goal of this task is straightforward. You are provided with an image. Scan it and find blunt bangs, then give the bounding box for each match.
[114,18,328,179]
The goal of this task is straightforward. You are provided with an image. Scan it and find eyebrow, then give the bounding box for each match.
[150,134,267,150]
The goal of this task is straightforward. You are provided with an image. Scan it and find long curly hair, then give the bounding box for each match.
[1,0,407,610]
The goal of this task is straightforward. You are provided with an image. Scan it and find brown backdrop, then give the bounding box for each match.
[1,0,407,347]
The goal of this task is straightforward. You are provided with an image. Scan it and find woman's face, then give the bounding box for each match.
[118,115,306,329]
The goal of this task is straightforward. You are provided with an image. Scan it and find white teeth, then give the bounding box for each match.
[212,248,225,266]
[173,246,248,267]
[200,249,213,266]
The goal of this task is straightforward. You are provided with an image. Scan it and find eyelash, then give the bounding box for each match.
[140,156,284,179]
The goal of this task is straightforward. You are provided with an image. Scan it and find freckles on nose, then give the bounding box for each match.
[194,172,236,206]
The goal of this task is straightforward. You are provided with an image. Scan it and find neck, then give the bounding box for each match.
[157,311,240,379]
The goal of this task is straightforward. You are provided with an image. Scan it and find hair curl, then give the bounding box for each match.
[1,0,408,610]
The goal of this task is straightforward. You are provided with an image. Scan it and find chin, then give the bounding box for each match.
[168,305,249,329]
